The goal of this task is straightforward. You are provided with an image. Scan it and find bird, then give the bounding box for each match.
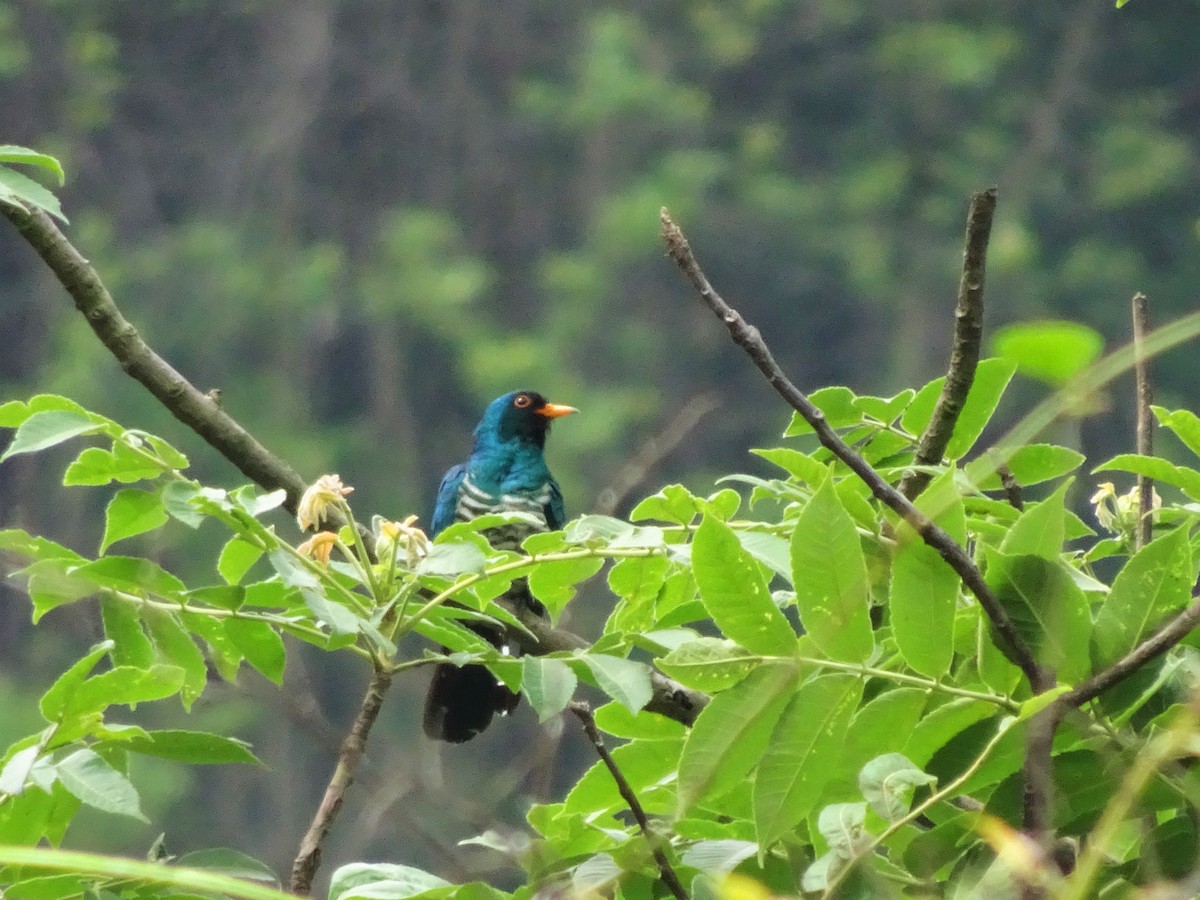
[422,390,577,742]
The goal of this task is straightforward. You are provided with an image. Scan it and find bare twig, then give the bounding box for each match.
[569,702,688,900]
[998,464,1025,511]
[594,392,719,516]
[290,665,395,895]
[1132,293,1154,550]
[1062,595,1200,709]
[2,204,309,513]
[659,208,1050,694]
[900,188,997,500]
[1022,705,1062,865]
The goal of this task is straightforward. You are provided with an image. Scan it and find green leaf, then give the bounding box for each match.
[753,674,862,848]
[1153,406,1200,458]
[224,618,286,684]
[528,554,604,617]
[790,477,873,662]
[0,165,67,223]
[785,387,862,435]
[593,701,686,742]
[630,484,701,524]
[521,657,577,722]
[214,538,261,586]
[659,638,760,692]
[63,447,118,486]
[100,489,170,553]
[944,359,1018,459]
[677,663,797,814]
[817,802,868,858]
[54,749,146,821]
[692,515,795,656]
[39,642,113,721]
[1094,526,1193,667]
[1,410,104,462]
[992,320,1104,386]
[984,550,1093,683]
[968,444,1086,490]
[902,698,997,768]
[1093,454,1200,501]
[0,145,65,184]
[890,470,965,678]
[415,541,488,576]
[65,665,185,717]
[100,598,155,668]
[736,529,792,583]
[854,391,915,425]
[23,559,97,621]
[580,653,652,713]
[120,730,260,765]
[564,738,682,818]
[1000,480,1070,560]
[858,753,937,821]
[834,688,928,786]
[327,862,450,900]
[143,609,209,707]
[751,447,831,485]
[680,840,758,874]
[174,848,279,885]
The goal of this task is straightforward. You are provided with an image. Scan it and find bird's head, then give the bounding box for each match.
[478,390,577,449]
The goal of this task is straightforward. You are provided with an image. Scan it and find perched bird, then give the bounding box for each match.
[423,390,577,742]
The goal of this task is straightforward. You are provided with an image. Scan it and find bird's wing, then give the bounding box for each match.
[545,476,566,531]
[430,464,467,537]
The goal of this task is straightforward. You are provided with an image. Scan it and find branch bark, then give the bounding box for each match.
[659,208,1051,694]
[899,188,997,500]
[2,203,309,513]
[570,702,689,900]
[290,665,394,895]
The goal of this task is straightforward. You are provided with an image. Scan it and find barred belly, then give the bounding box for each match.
[455,473,552,550]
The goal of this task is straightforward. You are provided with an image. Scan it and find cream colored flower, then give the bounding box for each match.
[296,474,354,531]
[1091,481,1161,536]
[375,514,430,568]
[297,531,338,566]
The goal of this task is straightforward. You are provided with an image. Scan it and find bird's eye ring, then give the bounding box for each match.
[513,394,532,409]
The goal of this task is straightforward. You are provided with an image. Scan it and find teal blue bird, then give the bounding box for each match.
[423,390,577,742]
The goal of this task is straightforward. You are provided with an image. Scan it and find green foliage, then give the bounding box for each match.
[5,344,1200,899]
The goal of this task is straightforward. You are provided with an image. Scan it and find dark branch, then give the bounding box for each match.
[2,204,309,513]
[569,702,689,900]
[998,464,1025,511]
[900,188,997,500]
[659,208,1051,694]
[1063,596,1200,709]
[1132,292,1154,551]
[290,665,395,895]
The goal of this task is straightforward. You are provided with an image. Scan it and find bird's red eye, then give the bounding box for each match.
[513,394,532,409]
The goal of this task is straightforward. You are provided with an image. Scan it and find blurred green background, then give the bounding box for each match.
[2,0,1198,891]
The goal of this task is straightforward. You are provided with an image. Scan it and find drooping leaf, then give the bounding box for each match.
[39,642,113,721]
[120,730,260,765]
[984,550,1092,683]
[143,609,209,707]
[521,656,577,722]
[62,665,185,718]
[327,862,450,900]
[1093,454,1200,501]
[100,489,170,552]
[0,410,102,461]
[692,515,796,656]
[790,477,873,662]
[217,537,264,585]
[224,618,286,684]
[999,480,1070,560]
[890,470,965,678]
[54,749,146,821]
[677,663,797,814]
[1153,406,1200,459]
[753,674,862,848]
[580,653,652,713]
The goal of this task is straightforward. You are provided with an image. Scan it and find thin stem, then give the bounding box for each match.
[1132,292,1154,550]
[790,655,1018,711]
[570,702,689,900]
[290,664,395,895]
[822,717,1017,898]
[660,208,1050,694]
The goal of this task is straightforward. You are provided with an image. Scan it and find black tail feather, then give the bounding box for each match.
[422,662,520,743]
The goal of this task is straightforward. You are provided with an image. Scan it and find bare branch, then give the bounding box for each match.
[2,204,309,512]
[659,208,1051,693]
[1132,292,1154,550]
[1063,596,1200,710]
[998,464,1025,511]
[594,392,719,516]
[569,702,689,900]
[900,188,997,500]
[290,665,395,895]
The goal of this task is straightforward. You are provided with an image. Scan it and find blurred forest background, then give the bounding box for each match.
[2,0,1199,891]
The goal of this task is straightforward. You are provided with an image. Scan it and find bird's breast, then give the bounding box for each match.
[456,473,552,549]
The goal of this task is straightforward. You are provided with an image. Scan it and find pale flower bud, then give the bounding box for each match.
[296,474,354,531]
[374,514,430,568]
[297,531,338,566]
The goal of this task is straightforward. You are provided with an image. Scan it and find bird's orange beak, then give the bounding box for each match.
[537,402,578,419]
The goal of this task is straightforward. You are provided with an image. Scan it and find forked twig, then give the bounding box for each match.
[569,702,688,900]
